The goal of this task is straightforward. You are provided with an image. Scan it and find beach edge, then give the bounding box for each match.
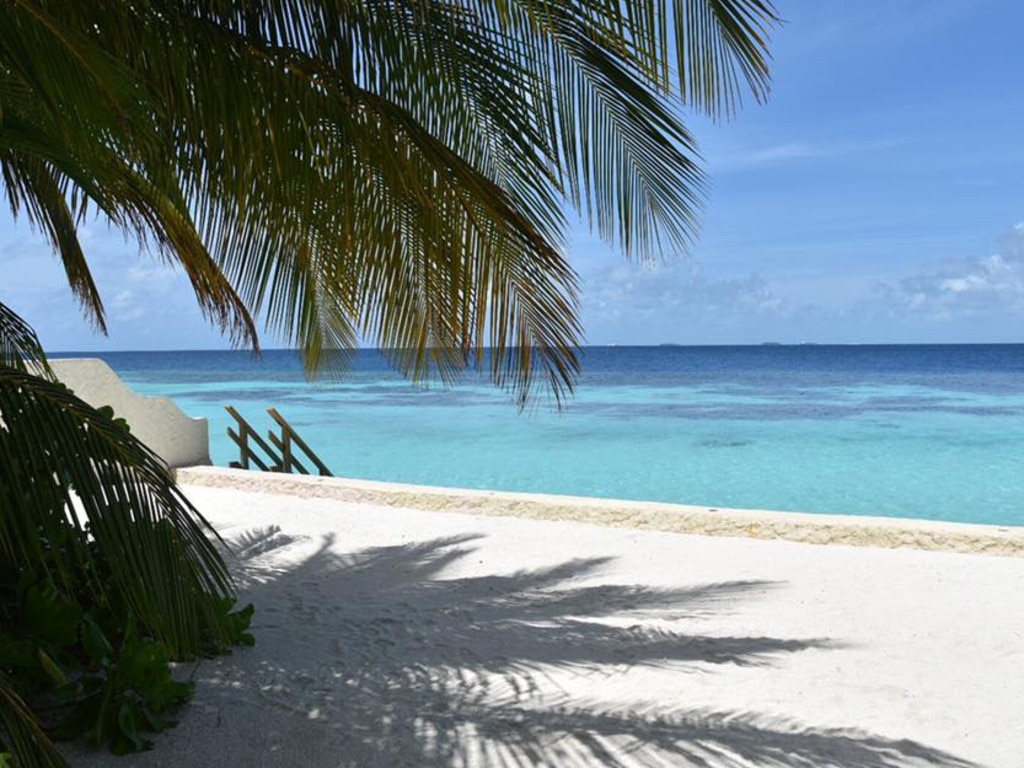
[176,466,1024,558]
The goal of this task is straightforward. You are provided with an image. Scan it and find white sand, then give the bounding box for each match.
[66,482,1024,767]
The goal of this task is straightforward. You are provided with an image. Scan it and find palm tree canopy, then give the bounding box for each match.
[0,0,777,405]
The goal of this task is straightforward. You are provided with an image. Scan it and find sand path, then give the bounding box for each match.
[67,484,1024,767]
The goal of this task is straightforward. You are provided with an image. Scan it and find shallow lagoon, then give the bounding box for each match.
[63,344,1024,526]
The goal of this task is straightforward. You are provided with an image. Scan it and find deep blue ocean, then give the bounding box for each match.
[55,345,1024,526]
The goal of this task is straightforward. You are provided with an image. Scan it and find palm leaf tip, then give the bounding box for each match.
[0,302,54,380]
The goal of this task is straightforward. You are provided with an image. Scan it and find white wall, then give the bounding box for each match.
[51,358,210,468]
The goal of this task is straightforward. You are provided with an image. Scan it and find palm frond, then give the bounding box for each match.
[0,0,778,400]
[0,368,235,656]
[0,153,106,332]
[0,674,68,768]
[0,1,259,350]
[0,302,53,380]
[673,0,778,116]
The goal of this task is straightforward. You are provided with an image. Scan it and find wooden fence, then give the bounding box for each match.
[226,405,333,476]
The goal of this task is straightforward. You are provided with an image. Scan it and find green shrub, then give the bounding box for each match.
[0,381,253,765]
[0,518,253,757]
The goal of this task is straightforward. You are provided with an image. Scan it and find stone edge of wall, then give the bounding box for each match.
[52,358,210,468]
[176,466,1024,558]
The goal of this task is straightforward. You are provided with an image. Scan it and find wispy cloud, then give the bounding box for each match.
[575,222,1024,344]
[710,139,901,173]
[579,256,788,343]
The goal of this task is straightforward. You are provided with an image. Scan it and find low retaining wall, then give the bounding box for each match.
[177,465,1024,558]
[52,358,210,468]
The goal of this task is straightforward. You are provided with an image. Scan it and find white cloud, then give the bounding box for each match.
[0,209,231,351]
[579,255,788,343]
[574,222,1024,344]
[869,225,1024,321]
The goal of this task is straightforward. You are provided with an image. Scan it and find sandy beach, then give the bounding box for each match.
[66,474,1024,767]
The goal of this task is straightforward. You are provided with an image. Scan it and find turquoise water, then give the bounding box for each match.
[61,345,1024,526]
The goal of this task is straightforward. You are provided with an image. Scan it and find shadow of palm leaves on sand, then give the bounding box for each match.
[213,526,976,768]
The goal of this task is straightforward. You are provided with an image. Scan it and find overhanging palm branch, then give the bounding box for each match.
[0,3,258,349]
[1,0,778,404]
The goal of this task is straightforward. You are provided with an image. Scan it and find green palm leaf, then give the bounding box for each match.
[0,367,235,655]
[1,0,777,402]
[0,674,68,768]
[0,302,52,379]
[0,1,259,349]
[0,302,237,762]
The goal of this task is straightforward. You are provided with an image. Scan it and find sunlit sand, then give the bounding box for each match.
[67,471,1024,767]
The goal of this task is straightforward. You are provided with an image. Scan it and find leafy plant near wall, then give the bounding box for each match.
[0,304,253,768]
[2,548,253,755]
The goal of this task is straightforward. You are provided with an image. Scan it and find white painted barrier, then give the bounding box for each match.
[50,359,210,468]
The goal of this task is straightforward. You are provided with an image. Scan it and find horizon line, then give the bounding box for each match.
[49,341,1024,355]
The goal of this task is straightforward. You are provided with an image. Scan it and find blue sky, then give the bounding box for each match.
[4,0,1024,350]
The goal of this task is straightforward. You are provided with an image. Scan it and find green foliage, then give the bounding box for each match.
[0,526,255,759]
[59,626,194,754]
[0,368,238,657]
[207,601,256,654]
[0,307,253,767]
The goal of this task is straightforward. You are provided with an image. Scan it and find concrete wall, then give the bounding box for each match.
[51,358,210,468]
